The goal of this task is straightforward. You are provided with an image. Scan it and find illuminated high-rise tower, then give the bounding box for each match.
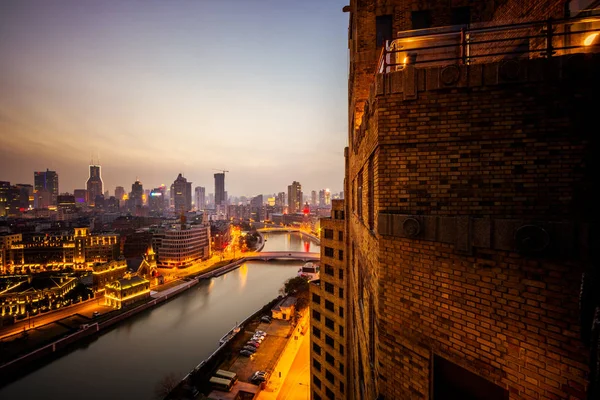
[86,164,103,207]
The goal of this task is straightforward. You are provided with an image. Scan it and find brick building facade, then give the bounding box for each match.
[336,1,599,399]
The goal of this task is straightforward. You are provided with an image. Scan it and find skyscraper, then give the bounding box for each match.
[130,180,144,209]
[195,186,205,211]
[34,169,59,205]
[86,164,103,207]
[311,190,317,206]
[214,173,225,207]
[115,186,125,202]
[287,181,302,213]
[171,173,192,213]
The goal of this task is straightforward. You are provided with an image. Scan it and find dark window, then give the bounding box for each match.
[325,282,334,294]
[412,10,432,29]
[341,382,345,394]
[369,295,375,363]
[326,370,335,384]
[324,229,334,240]
[368,156,374,230]
[451,6,471,25]
[339,306,344,318]
[357,171,363,217]
[338,231,343,241]
[313,358,322,372]
[313,342,322,355]
[312,293,321,304]
[339,363,345,374]
[326,387,335,400]
[313,310,321,322]
[325,300,334,312]
[326,334,334,348]
[324,247,334,257]
[314,392,322,400]
[339,269,344,280]
[339,325,344,337]
[340,344,345,355]
[335,210,345,220]
[313,375,322,389]
[324,264,334,276]
[339,288,344,299]
[376,14,393,47]
[325,317,335,330]
[434,355,509,400]
[326,352,335,366]
[313,326,321,339]
[338,250,344,261]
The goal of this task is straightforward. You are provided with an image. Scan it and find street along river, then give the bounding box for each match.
[0,232,319,400]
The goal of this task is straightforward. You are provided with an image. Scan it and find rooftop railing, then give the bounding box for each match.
[379,14,600,73]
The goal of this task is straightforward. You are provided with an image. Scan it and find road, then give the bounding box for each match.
[277,328,310,400]
[0,296,108,340]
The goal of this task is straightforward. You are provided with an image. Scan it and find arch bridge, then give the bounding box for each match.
[243,251,319,262]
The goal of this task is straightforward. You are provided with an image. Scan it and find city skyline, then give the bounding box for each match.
[0,0,348,195]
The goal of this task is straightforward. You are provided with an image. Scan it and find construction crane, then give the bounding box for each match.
[212,168,229,174]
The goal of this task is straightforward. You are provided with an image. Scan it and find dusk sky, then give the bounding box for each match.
[0,0,349,197]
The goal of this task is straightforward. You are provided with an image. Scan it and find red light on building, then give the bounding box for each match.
[303,205,310,215]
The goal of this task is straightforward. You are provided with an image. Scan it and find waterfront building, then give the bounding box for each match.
[171,173,192,213]
[156,223,210,269]
[92,259,128,292]
[34,169,59,206]
[86,164,103,207]
[214,173,225,208]
[195,186,205,211]
[287,181,302,214]
[271,296,297,321]
[335,1,600,399]
[0,275,77,317]
[310,200,346,400]
[104,275,150,309]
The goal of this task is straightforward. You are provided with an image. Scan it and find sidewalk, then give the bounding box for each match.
[257,313,309,400]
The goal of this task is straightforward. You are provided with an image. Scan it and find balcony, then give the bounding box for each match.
[379,14,600,73]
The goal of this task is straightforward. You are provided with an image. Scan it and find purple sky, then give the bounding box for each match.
[0,0,349,197]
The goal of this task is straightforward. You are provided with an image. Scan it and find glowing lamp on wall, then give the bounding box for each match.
[584,32,599,46]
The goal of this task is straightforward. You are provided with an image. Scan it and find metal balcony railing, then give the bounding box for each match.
[379,14,600,73]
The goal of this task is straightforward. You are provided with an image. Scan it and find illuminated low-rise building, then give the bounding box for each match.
[0,275,77,317]
[157,223,210,269]
[92,259,128,292]
[104,275,150,309]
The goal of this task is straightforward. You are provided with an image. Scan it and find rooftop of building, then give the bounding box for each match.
[272,296,297,311]
[105,275,148,290]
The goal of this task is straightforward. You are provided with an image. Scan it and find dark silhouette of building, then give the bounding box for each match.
[34,169,59,205]
[171,173,192,213]
[86,164,103,207]
[214,173,225,207]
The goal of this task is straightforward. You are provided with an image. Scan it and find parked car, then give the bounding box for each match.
[252,335,265,342]
[255,330,267,336]
[242,346,257,353]
[261,316,272,323]
[250,371,268,384]
[93,311,100,317]
[246,341,260,348]
[240,350,254,357]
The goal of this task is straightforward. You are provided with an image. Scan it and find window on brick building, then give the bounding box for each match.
[313,342,322,355]
[357,170,363,217]
[326,387,335,400]
[324,247,334,257]
[433,355,509,399]
[368,156,374,230]
[338,250,344,261]
[326,370,335,384]
[451,6,470,25]
[326,334,334,348]
[339,287,344,299]
[313,310,321,322]
[376,14,393,48]
[339,269,344,280]
[324,229,334,240]
[326,352,335,366]
[339,306,344,318]
[412,10,432,29]
[338,231,343,241]
[313,358,322,372]
[339,344,345,355]
[339,325,344,337]
[339,363,345,374]
[341,382,345,394]
[325,299,334,312]
[313,326,321,339]
[369,296,375,363]
[325,317,334,330]
[313,375,322,389]
[324,264,334,276]
[325,282,334,294]
[314,392,322,400]
[312,293,321,304]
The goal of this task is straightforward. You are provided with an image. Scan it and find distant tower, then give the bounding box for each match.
[214,173,225,207]
[34,169,59,205]
[287,181,302,213]
[171,173,192,213]
[86,163,103,207]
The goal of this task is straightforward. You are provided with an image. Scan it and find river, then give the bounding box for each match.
[0,232,318,400]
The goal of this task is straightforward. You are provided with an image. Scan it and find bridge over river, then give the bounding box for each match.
[241,251,319,262]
